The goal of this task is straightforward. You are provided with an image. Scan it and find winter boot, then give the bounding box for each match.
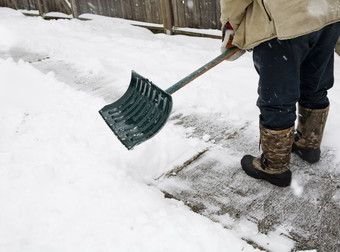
[292,104,329,164]
[241,124,295,187]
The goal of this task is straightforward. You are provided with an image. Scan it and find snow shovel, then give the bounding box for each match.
[99,47,239,150]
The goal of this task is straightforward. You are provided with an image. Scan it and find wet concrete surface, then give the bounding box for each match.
[156,113,340,252]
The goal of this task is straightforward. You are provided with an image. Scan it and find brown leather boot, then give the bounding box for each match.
[292,104,329,163]
[241,124,295,187]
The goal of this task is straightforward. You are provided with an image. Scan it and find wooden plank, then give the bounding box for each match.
[200,0,210,29]
[132,0,142,21]
[144,0,153,23]
[21,0,31,10]
[10,0,18,9]
[106,0,114,16]
[37,0,70,15]
[121,0,133,20]
[78,0,89,15]
[69,0,78,18]
[144,0,158,24]
[176,0,181,27]
[132,23,221,39]
[170,0,178,26]
[160,0,173,34]
[28,0,37,9]
[209,0,217,29]
[36,0,45,15]
[95,0,105,16]
[215,0,222,29]
[132,0,141,21]
[174,0,185,27]
[58,0,72,14]
[172,28,221,39]
[110,0,122,17]
[128,0,135,20]
[90,0,99,14]
[98,0,106,16]
[0,0,11,8]
[139,1,147,22]
[190,0,201,28]
[151,0,162,24]
[103,0,112,16]
[118,0,125,18]
[2,0,222,30]
[183,0,192,28]
[42,0,49,13]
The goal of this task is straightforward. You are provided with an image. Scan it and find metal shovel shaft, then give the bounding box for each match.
[165,47,239,94]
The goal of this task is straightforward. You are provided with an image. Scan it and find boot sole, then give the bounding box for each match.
[241,155,292,187]
[292,143,320,164]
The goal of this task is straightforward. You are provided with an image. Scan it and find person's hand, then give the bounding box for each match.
[221,23,245,61]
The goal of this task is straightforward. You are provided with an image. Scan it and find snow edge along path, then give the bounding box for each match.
[0,39,261,252]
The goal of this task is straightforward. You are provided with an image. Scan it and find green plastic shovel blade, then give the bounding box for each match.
[99,71,173,150]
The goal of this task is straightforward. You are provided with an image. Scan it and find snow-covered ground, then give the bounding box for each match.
[0,7,339,252]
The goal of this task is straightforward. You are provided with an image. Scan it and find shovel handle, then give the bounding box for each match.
[165,47,239,94]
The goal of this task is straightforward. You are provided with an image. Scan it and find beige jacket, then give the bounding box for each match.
[220,0,340,50]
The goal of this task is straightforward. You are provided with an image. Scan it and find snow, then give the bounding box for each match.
[0,7,339,252]
[187,0,194,9]
[297,250,317,252]
[290,179,304,197]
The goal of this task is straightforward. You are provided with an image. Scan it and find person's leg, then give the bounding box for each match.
[293,22,340,163]
[253,35,312,130]
[241,29,329,187]
[241,37,308,187]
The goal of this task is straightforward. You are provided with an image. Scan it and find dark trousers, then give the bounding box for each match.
[253,22,340,130]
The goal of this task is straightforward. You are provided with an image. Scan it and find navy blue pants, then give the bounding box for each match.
[253,22,340,130]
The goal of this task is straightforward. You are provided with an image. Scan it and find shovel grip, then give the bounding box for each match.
[165,47,239,94]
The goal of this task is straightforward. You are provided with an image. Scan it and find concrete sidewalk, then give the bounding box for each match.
[156,113,340,252]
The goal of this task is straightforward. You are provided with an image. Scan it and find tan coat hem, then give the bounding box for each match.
[233,19,340,50]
